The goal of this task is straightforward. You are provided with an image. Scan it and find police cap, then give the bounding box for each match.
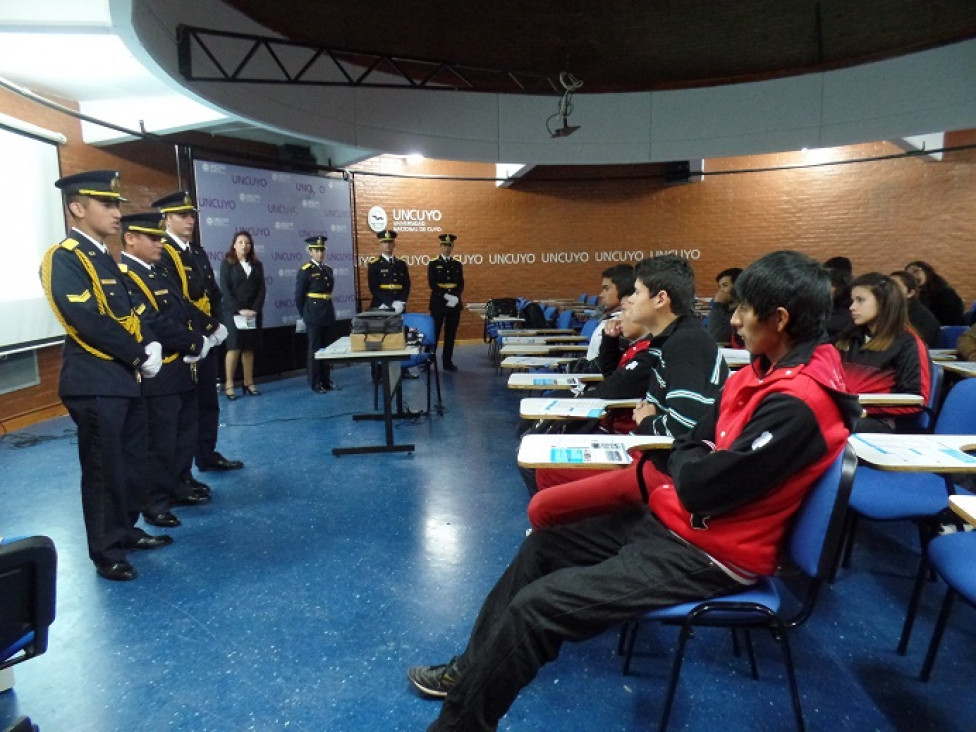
[55,170,127,201]
[377,229,397,242]
[120,212,165,236]
[152,191,197,213]
[438,234,457,246]
[305,235,328,249]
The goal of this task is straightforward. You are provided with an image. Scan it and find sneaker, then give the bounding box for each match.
[407,657,462,698]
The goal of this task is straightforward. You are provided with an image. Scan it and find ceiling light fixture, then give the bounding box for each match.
[546,72,583,138]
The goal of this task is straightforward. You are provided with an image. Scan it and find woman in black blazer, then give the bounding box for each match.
[220,230,266,398]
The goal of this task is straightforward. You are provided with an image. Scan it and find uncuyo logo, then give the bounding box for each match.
[367,206,387,233]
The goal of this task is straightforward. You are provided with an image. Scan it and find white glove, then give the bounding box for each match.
[185,335,212,363]
[444,294,459,308]
[140,341,162,378]
[211,323,228,346]
[392,300,405,314]
[295,317,306,334]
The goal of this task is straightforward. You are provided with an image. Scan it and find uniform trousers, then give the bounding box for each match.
[192,350,220,470]
[306,321,339,388]
[145,389,198,513]
[433,308,461,366]
[430,508,740,731]
[63,395,149,566]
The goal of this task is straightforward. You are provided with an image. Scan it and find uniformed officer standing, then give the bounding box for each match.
[153,192,242,481]
[367,229,410,311]
[296,235,340,392]
[39,171,167,581]
[118,213,214,530]
[428,233,464,371]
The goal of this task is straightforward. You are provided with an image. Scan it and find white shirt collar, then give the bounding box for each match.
[72,228,108,255]
[121,251,153,269]
[166,229,190,251]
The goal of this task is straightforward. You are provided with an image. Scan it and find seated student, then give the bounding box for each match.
[906,260,966,326]
[824,265,854,339]
[705,266,742,345]
[517,306,657,495]
[836,272,931,432]
[957,322,976,361]
[890,269,941,347]
[406,251,860,730]
[531,255,728,496]
[582,264,636,367]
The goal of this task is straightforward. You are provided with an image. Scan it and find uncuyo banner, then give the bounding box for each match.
[193,160,356,328]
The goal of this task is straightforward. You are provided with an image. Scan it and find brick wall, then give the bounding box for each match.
[2,83,975,431]
[350,137,976,343]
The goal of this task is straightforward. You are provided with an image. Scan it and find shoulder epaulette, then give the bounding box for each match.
[60,238,80,251]
[368,256,380,263]
[301,262,314,270]
[118,263,129,273]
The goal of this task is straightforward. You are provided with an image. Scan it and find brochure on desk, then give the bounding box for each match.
[549,439,634,465]
[522,398,640,419]
[849,434,976,470]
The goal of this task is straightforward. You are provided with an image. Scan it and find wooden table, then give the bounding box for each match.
[720,347,751,369]
[500,356,578,370]
[857,393,924,406]
[520,397,641,420]
[949,494,976,526]
[929,349,958,362]
[500,343,589,356]
[315,337,421,456]
[517,433,673,469]
[941,361,976,378]
[847,433,976,472]
[501,335,588,344]
[507,373,604,390]
[498,328,576,336]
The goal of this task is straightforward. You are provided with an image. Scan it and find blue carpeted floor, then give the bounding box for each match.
[1,343,972,731]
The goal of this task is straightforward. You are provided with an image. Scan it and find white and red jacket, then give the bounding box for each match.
[652,340,860,577]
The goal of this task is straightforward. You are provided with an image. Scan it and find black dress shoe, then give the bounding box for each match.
[131,534,174,550]
[199,456,244,471]
[443,363,458,371]
[143,510,181,527]
[172,492,212,507]
[96,561,137,581]
[401,369,420,379]
[325,381,341,391]
[312,384,329,393]
[182,474,211,491]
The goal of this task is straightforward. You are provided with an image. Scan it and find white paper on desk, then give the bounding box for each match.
[849,434,976,469]
[530,398,637,419]
[549,440,633,465]
[233,314,256,330]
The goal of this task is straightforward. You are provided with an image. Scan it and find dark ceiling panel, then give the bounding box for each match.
[223,0,976,92]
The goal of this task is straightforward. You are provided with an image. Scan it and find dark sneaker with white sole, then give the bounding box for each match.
[407,657,462,698]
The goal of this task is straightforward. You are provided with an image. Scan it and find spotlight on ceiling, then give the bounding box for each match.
[546,71,583,139]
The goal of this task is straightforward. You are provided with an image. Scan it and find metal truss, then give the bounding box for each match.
[177,25,561,94]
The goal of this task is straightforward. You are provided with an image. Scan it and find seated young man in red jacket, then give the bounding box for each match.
[407,250,861,732]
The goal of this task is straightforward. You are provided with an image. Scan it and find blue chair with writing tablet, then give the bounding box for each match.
[618,446,856,732]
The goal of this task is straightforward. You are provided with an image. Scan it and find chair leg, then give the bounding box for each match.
[433,360,442,404]
[622,621,641,675]
[774,629,805,732]
[920,588,956,682]
[897,550,932,655]
[839,511,858,570]
[743,629,759,680]
[659,625,693,732]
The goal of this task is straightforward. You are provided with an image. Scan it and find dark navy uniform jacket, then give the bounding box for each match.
[295,260,336,326]
[40,229,152,397]
[159,232,223,330]
[367,255,411,309]
[428,255,464,313]
[119,253,208,396]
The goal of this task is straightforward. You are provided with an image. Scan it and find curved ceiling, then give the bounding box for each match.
[130,0,976,166]
[223,0,976,93]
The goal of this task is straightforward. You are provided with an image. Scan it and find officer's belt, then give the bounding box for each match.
[307,293,332,299]
[437,283,458,289]
[379,284,403,290]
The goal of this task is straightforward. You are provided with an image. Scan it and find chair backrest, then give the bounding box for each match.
[542,305,557,324]
[555,308,574,330]
[402,313,436,347]
[939,325,968,349]
[787,445,857,580]
[580,318,600,340]
[577,293,588,303]
[0,536,57,671]
[903,363,943,433]
[587,294,599,306]
[934,376,976,435]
